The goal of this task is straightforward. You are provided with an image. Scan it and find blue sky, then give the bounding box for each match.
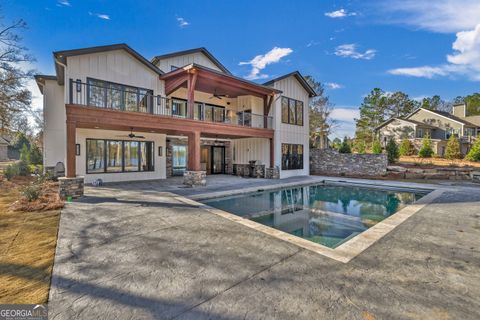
[3,0,480,138]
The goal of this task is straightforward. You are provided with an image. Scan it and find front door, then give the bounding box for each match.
[211,146,225,174]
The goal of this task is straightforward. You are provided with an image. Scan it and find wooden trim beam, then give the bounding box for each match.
[66,120,76,177]
[165,74,189,96]
[66,105,274,139]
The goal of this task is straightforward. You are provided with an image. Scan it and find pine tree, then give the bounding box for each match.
[399,139,414,156]
[444,135,461,160]
[386,138,399,163]
[465,138,480,162]
[20,143,30,163]
[418,134,434,158]
[338,137,351,154]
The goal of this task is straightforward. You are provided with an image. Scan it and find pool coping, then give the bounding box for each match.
[175,178,446,263]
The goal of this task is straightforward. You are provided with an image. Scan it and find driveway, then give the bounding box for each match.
[48,177,480,319]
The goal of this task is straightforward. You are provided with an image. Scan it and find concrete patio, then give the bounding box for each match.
[48,176,480,319]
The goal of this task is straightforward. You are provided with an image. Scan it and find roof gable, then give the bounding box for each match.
[263,71,317,97]
[53,43,163,85]
[151,48,231,75]
[407,108,477,127]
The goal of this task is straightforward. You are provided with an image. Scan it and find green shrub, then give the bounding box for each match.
[399,139,414,156]
[355,140,367,154]
[29,144,43,165]
[3,165,17,180]
[372,139,382,154]
[465,138,480,162]
[386,138,400,163]
[444,135,462,160]
[2,161,30,180]
[22,183,43,202]
[20,143,30,164]
[418,134,434,158]
[338,137,352,154]
[16,161,30,176]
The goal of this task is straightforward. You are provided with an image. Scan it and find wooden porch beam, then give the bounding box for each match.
[66,120,76,177]
[165,74,189,96]
[187,71,198,119]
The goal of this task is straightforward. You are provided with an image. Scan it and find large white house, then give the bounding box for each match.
[35,44,315,185]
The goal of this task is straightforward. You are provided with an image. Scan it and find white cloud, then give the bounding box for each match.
[388,23,480,80]
[306,40,320,48]
[329,107,359,139]
[89,12,110,20]
[325,9,357,18]
[239,47,293,80]
[176,17,190,28]
[330,107,359,122]
[379,0,480,33]
[388,66,449,78]
[325,82,344,89]
[57,0,71,7]
[334,44,376,60]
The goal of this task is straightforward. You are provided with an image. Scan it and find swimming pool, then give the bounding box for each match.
[202,183,428,249]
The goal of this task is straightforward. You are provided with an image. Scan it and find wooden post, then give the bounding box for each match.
[66,120,76,177]
[187,71,198,119]
[187,131,201,171]
[269,138,274,168]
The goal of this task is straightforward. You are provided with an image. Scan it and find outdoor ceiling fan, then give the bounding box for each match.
[209,89,229,100]
[116,128,145,139]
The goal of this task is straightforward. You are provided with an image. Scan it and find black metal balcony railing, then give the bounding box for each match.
[69,79,273,129]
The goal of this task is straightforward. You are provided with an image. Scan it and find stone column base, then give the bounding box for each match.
[265,167,280,179]
[58,176,84,199]
[183,171,207,187]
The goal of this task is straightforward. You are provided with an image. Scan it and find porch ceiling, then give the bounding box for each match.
[160,64,281,98]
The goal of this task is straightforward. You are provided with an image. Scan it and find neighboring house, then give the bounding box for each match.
[452,103,480,134]
[375,107,478,156]
[35,44,316,183]
[0,136,8,161]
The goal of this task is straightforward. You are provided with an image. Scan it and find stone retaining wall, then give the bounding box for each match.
[310,149,388,176]
[388,166,479,181]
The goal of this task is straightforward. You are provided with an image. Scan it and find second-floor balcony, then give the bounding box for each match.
[69,79,274,129]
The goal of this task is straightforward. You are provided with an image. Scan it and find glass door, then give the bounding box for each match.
[172,145,187,176]
[211,146,225,174]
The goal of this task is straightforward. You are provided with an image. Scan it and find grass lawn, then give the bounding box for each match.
[0,168,61,304]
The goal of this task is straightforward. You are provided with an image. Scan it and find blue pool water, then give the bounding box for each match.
[202,184,428,248]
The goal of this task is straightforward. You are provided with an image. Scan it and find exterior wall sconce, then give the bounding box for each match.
[75,144,81,156]
[76,79,82,92]
[158,146,163,157]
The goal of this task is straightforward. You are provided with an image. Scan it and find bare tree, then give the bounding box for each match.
[304,75,337,149]
[0,14,34,133]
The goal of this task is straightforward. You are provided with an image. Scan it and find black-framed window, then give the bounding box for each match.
[281,143,304,170]
[171,97,225,122]
[86,139,154,174]
[281,96,303,126]
[86,78,153,112]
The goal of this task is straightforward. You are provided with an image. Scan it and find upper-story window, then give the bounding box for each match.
[86,78,153,113]
[464,127,476,137]
[281,96,303,126]
[416,128,424,138]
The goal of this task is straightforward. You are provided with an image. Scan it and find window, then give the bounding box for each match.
[172,98,187,117]
[416,128,424,138]
[281,96,304,126]
[464,127,476,137]
[86,139,154,174]
[86,140,105,173]
[281,143,304,170]
[87,78,153,113]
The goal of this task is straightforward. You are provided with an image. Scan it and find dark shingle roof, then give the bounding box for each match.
[263,71,317,97]
[151,47,231,75]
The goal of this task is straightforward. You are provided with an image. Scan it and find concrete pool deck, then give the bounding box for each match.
[48,176,480,319]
